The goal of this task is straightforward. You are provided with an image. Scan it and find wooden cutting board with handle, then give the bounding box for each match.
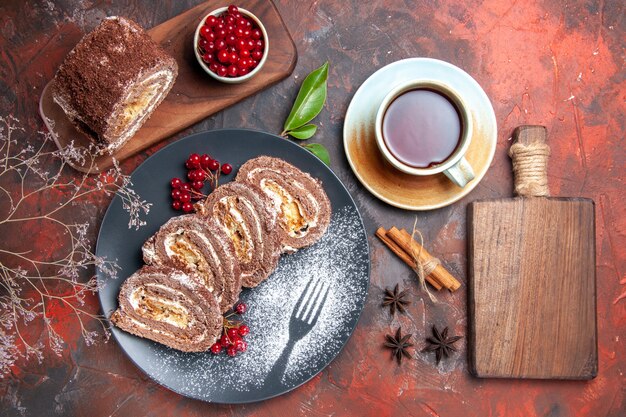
[468,125,597,379]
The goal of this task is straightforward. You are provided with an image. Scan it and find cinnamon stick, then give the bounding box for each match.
[386,227,461,291]
[375,227,443,291]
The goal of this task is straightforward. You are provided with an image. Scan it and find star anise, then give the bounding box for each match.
[384,327,413,365]
[382,284,410,316]
[422,325,463,365]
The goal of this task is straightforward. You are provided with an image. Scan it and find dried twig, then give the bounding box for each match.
[0,115,151,376]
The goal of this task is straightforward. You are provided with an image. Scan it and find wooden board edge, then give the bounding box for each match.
[589,200,599,379]
[466,202,479,377]
[469,197,596,205]
[268,0,298,74]
[469,372,598,380]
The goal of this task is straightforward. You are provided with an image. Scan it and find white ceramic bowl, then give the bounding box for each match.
[193,7,269,84]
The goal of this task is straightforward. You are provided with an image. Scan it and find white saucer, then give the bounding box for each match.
[343,58,497,210]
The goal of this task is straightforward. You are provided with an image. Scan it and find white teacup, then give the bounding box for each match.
[375,80,475,188]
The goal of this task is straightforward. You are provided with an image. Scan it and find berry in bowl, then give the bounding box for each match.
[194,4,268,83]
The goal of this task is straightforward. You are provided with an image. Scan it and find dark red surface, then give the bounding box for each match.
[1,0,624,415]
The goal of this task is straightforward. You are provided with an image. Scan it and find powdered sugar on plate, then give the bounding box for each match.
[141,205,369,400]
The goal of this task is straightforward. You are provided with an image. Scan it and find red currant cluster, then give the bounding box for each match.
[170,153,232,212]
[197,5,265,78]
[211,302,250,357]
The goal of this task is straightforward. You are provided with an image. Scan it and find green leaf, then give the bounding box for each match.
[287,124,317,140]
[283,62,329,132]
[302,143,330,166]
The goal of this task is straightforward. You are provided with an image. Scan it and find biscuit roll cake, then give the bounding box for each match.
[51,17,178,153]
[196,182,280,288]
[111,266,222,352]
[142,215,241,313]
[236,156,331,252]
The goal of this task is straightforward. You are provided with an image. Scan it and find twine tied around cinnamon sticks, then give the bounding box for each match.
[408,220,440,302]
[509,141,550,197]
[376,222,461,301]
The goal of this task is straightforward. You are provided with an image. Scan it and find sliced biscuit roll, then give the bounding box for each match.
[51,17,178,153]
[111,266,222,352]
[196,182,280,288]
[236,156,331,252]
[142,214,241,313]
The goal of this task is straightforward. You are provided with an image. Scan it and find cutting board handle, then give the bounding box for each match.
[510,125,551,197]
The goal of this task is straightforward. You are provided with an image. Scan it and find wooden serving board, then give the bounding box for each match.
[468,126,597,379]
[39,0,297,173]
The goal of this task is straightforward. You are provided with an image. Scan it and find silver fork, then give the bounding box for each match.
[264,279,330,385]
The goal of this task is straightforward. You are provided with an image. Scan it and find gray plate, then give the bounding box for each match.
[96,129,370,403]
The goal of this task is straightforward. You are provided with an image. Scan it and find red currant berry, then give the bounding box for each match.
[188,153,201,166]
[235,27,245,38]
[210,342,222,354]
[215,39,226,51]
[244,20,252,29]
[197,169,206,180]
[227,64,238,77]
[242,29,251,38]
[170,177,183,188]
[208,159,220,171]
[248,59,258,70]
[225,34,237,46]
[217,49,230,63]
[202,52,214,63]
[238,58,249,69]
[209,62,219,73]
[246,39,256,50]
[225,14,236,25]
[215,28,227,39]
[200,154,212,168]
[198,37,209,50]
[234,302,247,314]
[221,163,233,174]
[227,328,239,340]
[236,17,248,28]
[200,26,211,39]
[179,192,192,203]
[205,15,218,27]
[240,49,250,58]
[171,189,182,200]
[191,180,204,190]
[220,334,230,348]
[216,21,225,31]
[227,346,237,357]
[255,39,264,49]
[172,200,182,211]
[229,52,239,64]
[187,170,198,181]
[238,67,249,76]
[251,28,262,40]
[238,324,250,337]
[235,39,247,50]
[235,339,247,352]
[217,65,228,77]
[251,49,263,60]
[228,5,239,14]
[180,182,192,192]
[182,202,194,213]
